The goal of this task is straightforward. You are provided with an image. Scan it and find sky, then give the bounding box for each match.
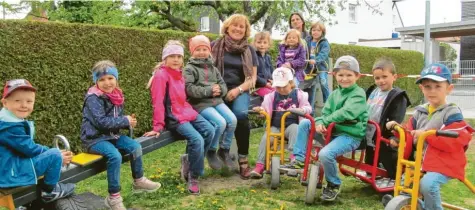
[1,0,464,28]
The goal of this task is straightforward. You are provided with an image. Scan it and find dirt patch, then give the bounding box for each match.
[199,174,266,193]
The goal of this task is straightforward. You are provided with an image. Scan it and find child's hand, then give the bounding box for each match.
[61,150,74,166]
[212,84,221,96]
[389,139,399,148]
[308,59,316,65]
[126,115,137,128]
[283,62,292,68]
[252,107,264,112]
[265,82,272,88]
[411,130,425,144]
[386,121,400,130]
[315,124,327,134]
[143,130,160,137]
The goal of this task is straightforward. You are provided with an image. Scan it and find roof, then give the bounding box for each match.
[395,20,475,38]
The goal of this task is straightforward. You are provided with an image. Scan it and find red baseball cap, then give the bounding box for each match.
[2,79,37,99]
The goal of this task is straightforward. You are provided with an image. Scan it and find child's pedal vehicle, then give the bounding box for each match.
[383,124,475,210]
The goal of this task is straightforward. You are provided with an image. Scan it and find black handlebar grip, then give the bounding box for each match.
[436,130,459,138]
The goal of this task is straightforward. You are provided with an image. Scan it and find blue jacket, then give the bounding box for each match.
[80,93,130,150]
[0,108,49,188]
[256,52,274,88]
[305,36,330,74]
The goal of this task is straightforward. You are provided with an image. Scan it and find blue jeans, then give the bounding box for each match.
[226,92,250,156]
[293,119,325,162]
[176,114,215,177]
[33,148,62,188]
[89,135,143,194]
[200,103,237,151]
[319,135,360,185]
[319,72,330,103]
[420,172,450,210]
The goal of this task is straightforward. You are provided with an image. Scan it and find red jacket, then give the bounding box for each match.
[404,119,473,180]
[150,66,198,132]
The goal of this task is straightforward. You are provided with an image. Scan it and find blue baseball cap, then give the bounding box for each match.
[415,63,452,84]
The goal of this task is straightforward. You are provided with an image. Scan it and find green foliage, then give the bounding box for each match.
[0,20,422,152]
[440,42,457,62]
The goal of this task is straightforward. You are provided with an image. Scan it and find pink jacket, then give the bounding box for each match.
[260,89,312,122]
[150,66,198,132]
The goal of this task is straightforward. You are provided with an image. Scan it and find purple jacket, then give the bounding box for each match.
[260,89,312,122]
[276,44,307,81]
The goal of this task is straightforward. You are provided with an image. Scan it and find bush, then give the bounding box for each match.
[0,20,423,151]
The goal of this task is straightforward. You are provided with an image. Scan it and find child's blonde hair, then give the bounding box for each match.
[309,21,326,40]
[281,29,302,46]
[253,31,272,48]
[147,40,185,88]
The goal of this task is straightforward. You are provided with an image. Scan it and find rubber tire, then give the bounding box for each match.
[305,164,319,204]
[53,194,88,210]
[384,195,423,210]
[270,157,280,190]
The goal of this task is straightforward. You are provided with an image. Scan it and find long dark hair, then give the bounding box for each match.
[288,12,306,33]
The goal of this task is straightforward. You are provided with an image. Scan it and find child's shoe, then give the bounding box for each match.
[321,182,341,201]
[206,150,223,170]
[41,183,76,203]
[188,173,200,195]
[238,158,251,180]
[132,177,161,193]
[281,159,304,170]
[250,163,265,179]
[105,194,126,210]
[218,148,236,170]
[180,154,189,182]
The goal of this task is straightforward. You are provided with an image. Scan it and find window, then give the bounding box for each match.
[200,16,210,32]
[349,4,357,23]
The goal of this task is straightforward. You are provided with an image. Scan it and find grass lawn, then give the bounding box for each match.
[72,128,475,210]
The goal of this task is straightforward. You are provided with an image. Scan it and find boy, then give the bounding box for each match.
[283,56,368,201]
[363,58,411,179]
[0,79,75,203]
[386,64,473,210]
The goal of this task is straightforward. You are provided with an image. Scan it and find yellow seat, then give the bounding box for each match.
[71,153,103,166]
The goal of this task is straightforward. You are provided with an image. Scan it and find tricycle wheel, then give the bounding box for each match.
[304,164,319,204]
[270,157,280,190]
[384,195,423,210]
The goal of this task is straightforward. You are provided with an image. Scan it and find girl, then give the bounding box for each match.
[304,21,331,107]
[81,60,160,210]
[250,67,312,178]
[183,35,237,171]
[276,29,307,87]
[253,31,275,97]
[144,40,215,195]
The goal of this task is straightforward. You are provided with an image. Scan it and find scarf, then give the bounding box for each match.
[87,86,124,106]
[211,35,254,87]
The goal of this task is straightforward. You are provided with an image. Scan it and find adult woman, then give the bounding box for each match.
[211,14,257,180]
[289,12,309,39]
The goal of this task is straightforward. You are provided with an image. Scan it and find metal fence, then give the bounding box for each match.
[435,60,475,118]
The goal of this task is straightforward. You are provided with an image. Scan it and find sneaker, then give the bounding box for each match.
[180,154,189,182]
[105,195,126,210]
[238,158,251,180]
[218,148,236,171]
[281,159,304,170]
[188,173,200,195]
[206,150,223,170]
[41,183,75,203]
[250,163,265,179]
[132,177,161,193]
[321,182,341,201]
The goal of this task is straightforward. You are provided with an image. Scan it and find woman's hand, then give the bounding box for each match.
[143,130,160,137]
[225,88,240,102]
[61,150,74,166]
[315,124,327,134]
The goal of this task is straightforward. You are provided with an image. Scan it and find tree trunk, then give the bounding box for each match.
[263,14,278,34]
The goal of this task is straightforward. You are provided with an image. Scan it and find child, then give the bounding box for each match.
[249,67,312,178]
[183,35,237,171]
[304,21,331,109]
[362,58,410,180]
[144,40,215,195]
[81,61,160,209]
[0,79,75,203]
[253,31,275,97]
[276,29,307,87]
[284,56,368,201]
[386,63,473,210]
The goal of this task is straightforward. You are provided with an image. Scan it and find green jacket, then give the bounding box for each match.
[183,57,228,112]
[315,83,368,141]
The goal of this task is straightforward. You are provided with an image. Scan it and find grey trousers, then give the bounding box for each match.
[256,124,299,165]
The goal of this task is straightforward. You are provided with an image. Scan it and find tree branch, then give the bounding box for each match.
[248,1,271,24]
[361,0,383,15]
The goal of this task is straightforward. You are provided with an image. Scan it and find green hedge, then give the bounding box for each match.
[0,20,423,152]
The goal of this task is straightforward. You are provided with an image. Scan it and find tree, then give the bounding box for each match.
[440,42,457,62]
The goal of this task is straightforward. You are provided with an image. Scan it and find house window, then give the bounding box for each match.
[200,16,210,32]
[349,4,357,23]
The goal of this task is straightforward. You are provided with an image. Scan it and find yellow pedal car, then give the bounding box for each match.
[384,124,475,210]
